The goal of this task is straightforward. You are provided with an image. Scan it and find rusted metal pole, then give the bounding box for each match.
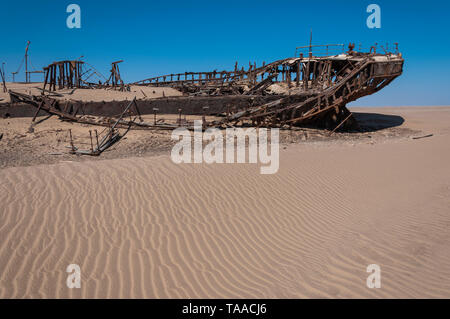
[25,41,30,83]
[89,130,94,152]
[95,130,99,150]
[69,129,75,152]
[202,106,209,129]
[330,113,353,135]
[0,64,7,93]
[153,107,159,125]
[309,29,313,58]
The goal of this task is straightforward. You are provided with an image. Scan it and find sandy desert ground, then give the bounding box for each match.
[0,106,449,298]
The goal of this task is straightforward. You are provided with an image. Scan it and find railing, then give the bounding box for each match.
[362,42,399,55]
[295,44,345,58]
[132,71,239,86]
[295,43,400,57]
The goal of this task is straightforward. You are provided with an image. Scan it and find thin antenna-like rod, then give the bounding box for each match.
[309,29,313,58]
[25,41,30,83]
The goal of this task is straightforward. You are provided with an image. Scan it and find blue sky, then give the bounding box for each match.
[2,0,449,106]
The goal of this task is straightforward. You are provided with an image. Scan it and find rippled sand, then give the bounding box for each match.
[0,107,449,298]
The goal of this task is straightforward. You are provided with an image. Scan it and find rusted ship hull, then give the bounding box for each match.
[8,47,403,132]
[133,51,404,130]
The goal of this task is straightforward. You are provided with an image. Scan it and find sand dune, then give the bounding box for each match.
[0,107,450,298]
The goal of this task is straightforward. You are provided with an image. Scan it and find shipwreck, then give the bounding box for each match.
[8,42,404,135]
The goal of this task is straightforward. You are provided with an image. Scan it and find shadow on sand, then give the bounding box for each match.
[351,112,405,132]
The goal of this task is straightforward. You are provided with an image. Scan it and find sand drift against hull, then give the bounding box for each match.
[6,43,403,155]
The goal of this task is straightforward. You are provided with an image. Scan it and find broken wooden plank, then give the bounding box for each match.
[412,134,433,140]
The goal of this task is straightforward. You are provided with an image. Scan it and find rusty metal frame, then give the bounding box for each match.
[10,42,404,136]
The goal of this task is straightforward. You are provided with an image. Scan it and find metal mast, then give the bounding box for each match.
[25,41,30,83]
